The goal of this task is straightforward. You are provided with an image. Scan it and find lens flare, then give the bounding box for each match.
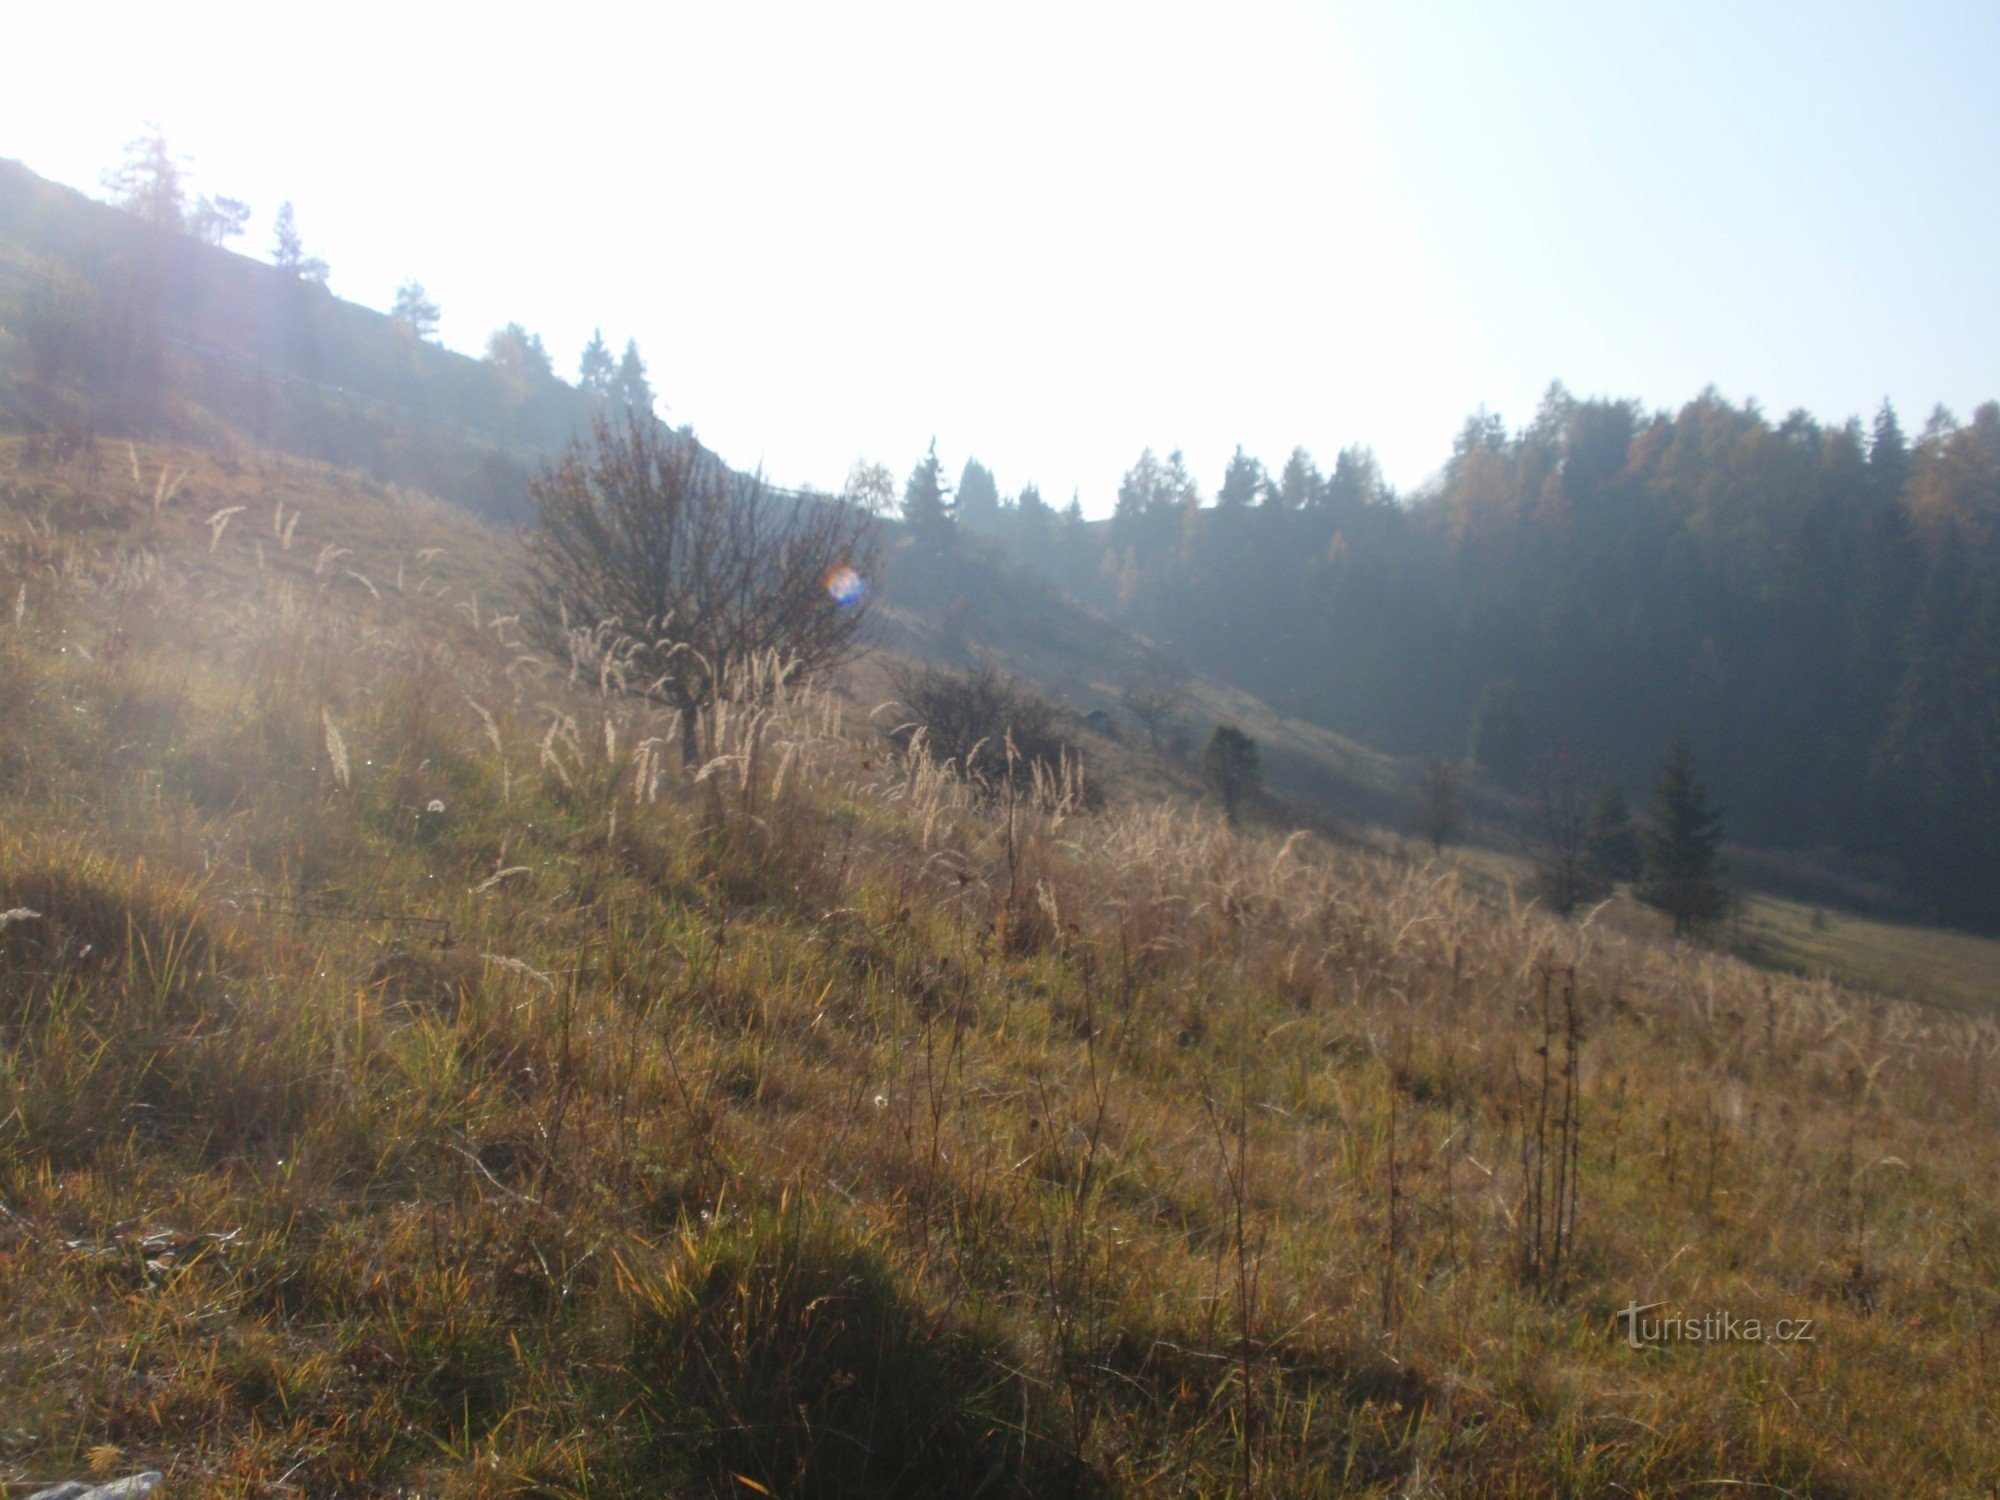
[825,565,865,607]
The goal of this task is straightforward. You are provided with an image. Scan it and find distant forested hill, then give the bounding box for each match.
[0,156,590,519]
[961,390,2000,930]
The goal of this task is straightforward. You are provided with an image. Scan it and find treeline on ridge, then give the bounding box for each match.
[933,387,2000,931]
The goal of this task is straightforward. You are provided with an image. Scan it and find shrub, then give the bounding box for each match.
[889,661,1079,794]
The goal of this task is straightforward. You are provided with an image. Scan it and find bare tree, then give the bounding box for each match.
[1119,671,1187,754]
[524,410,879,763]
[841,459,898,516]
[1415,757,1462,852]
[1529,747,1608,917]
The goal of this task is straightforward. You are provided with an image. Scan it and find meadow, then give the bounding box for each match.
[1,435,1996,1495]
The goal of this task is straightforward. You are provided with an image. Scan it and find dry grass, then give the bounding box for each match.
[1,434,1997,1496]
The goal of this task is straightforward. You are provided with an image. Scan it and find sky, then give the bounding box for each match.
[4,1,1997,511]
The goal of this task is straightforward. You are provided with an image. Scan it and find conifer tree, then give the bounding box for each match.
[1217,446,1265,508]
[578,329,615,395]
[956,458,1001,533]
[1279,446,1321,509]
[390,280,440,340]
[189,194,251,246]
[102,125,185,230]
[614,340,654,414]
[902,439,954,540]
[1638,734,1731,938]
[272,202,329,283]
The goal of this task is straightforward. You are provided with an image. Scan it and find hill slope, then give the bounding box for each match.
[0,157,1410,833]
[2,433,1997,1494]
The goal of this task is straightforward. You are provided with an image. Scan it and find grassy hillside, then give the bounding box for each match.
[1414,841,2000,1019]
[0,156,594,520]
[0,153,1408,849]
[872,531,1406,827]
[2,434,1997,1495]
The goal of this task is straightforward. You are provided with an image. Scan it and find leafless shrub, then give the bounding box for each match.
[887,660,1081,798]
[1530,747,1609,917]
[523,411,878,765]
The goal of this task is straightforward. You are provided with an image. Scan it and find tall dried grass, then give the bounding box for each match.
[0,436,1996,1495]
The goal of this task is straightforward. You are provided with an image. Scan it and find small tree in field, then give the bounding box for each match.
[1119,669,1187,754]
[524,410,879,763]
[1530,748,1608,916]
[1202,725,1261,825]
[1415,757,1462,851]
[1638,733,1732,938]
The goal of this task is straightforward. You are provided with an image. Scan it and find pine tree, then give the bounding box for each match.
[1279,446,1321,509]
[1638,734,1731,938]
[1163,449,1201,514]
[1114,448,1166,534]
[578,329,615,395]
[1868,399,1910,507]
[614,340,654,414]
[956,459,1001,534]
[189,194,251,246]
[1217,446,1265,508]
[272,202,329,283]
[102,125,185,230]
[902,440,954,540]
[390,280,440,340]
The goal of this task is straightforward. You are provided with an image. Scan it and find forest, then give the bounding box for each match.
[955,388,2000,930]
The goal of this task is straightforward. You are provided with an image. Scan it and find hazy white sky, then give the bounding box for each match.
[5,1,1997,509]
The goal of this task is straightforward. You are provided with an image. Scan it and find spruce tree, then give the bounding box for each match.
[1637,734,1731,938]
[902,440,954,541]
[578,329,615,395]
[614,340,654,414]
[1216,446,1265,508]
[956,458,1001,534]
